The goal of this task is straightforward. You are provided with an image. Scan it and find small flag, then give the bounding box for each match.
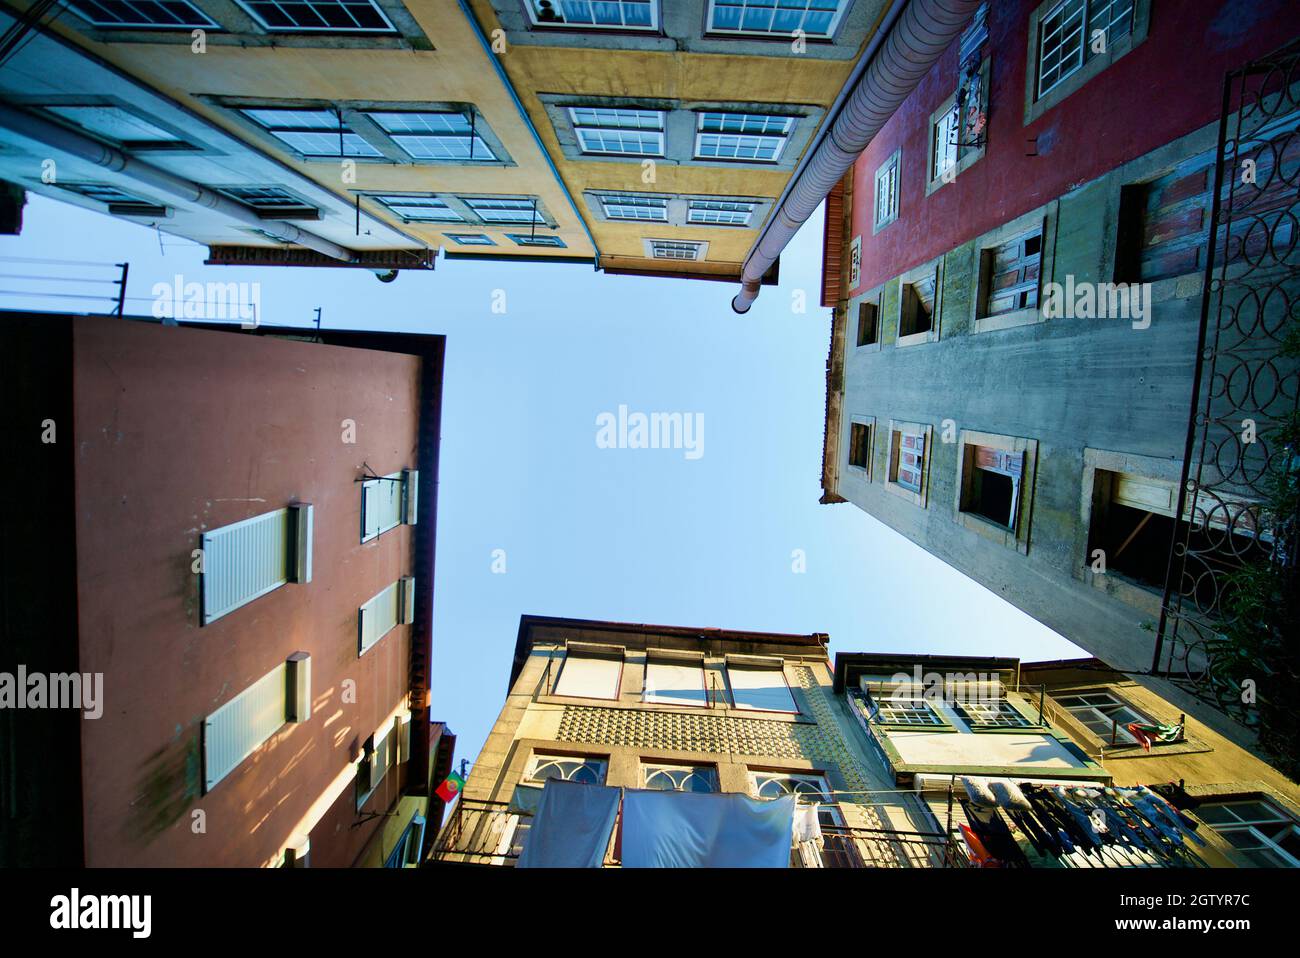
[1126,722,1182,752]
[435,771,464,803]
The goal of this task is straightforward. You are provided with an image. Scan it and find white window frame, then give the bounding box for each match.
[69,0,219,28]
[241,108,382,159]
[601,194,670,222]
[1053,690,1149,745]
[524,0,659,31]
[642,763,720,792]
[873,695,946,727]
[235,0,397,33]
[525,754,608,785]
[705,0,850,39]
[1025,0,1146,125]
[1035,0,1136,99]
[463,196,545,225]
[687,199,757,226]
[569,107,666,157]
[873,148,900,233]
[953,699,1036,730]
[694,112,795,163]
[1195,799,1300,868]
[373,194,464,223]
[646,238,707,261]
[366,111,496,162]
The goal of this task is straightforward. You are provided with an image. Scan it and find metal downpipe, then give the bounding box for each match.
[731,0,983,313]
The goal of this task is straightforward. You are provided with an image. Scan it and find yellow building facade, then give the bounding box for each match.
[435,615,968,868]
[4,0,887,277]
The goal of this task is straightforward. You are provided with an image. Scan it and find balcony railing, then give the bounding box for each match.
[1153,39,1300,761]
[432,796,970,867]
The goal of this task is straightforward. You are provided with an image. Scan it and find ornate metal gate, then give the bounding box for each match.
[1153,40,1300,739]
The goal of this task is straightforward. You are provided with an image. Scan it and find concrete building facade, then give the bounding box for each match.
[0,311,454,867]
[818,1,1299,754]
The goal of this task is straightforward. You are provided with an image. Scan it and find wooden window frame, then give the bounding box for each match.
[954,429,1038,553]
[885,420,933,508]
[895,259,942,347]
[847,416,874,477]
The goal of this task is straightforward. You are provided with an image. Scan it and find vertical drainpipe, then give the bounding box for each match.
[455,0,601,267]
[731,0,984,313]
[408,335,445,805]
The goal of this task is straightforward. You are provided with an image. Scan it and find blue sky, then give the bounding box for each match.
[3,193,1083,767]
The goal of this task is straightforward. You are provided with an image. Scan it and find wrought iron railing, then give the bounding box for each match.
[432,795,969,868]
[1153,40,1300,735]
[432,798,528,865]
[793,822,969,868]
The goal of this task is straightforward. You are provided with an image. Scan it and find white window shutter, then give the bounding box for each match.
[201,508,292,625]
[203,663,288,792]
[554,651,623,699]
[727,659,797,713]
[645,658,707,707]
[362,473,405,543]
[358,581,401,656]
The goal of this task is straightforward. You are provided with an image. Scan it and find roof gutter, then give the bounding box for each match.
[0,101,358,262]
[455,0,601,268]
[731,0,983,313]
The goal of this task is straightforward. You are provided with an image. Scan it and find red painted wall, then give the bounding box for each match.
[72,317,423,867]
[847,0,1297,294]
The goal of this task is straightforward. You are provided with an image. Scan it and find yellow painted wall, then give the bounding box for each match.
[1033,665,1300,868]
[466,0,868,274]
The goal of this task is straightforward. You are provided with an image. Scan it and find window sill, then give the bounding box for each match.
[974,305,1044,334]
[884,479,926,508]
[853,340,882,354]
[895,329,936,348]
[1081,568,1163,616]
[925,150,984,197]
[957,510,1027,554]
[536,694,812,723]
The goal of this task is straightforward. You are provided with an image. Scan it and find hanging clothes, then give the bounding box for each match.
[621,790,795,868]
[516,779,621,868]
[793,803,823,844]
[959,799,1030,868]
[959,823,1000,867]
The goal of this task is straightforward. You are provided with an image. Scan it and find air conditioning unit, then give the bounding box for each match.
[288,502,313,584]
